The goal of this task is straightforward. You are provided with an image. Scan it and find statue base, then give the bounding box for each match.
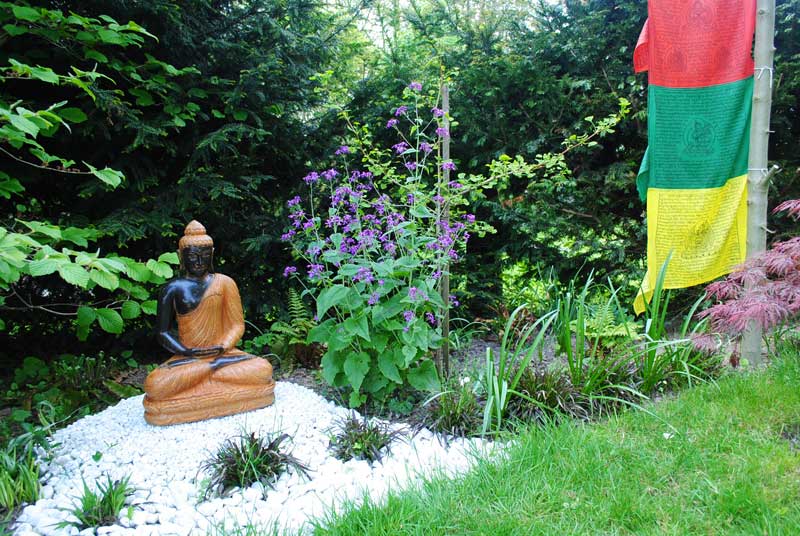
[143,380,276,426]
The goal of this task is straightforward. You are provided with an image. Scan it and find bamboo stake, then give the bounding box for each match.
[742,0,777,367]
[437,84,451,377]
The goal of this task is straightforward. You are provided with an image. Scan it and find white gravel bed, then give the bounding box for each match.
[13,382,494,536]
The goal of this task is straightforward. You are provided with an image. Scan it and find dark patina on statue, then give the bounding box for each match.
[143,220,275,426]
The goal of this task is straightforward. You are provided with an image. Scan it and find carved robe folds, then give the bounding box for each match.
[143,274,275,425]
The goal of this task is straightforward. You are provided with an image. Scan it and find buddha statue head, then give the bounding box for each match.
[179,220,214,277]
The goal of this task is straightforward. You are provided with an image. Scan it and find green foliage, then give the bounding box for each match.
[481,306,555,434]
[0,2,183,342]
[328,413,403,463]
[270,288,320,368]
[0,443,40,518]
[423,377,483,437]
[200,432,309,499]
[2,352,142,442]
[57,475,134,530]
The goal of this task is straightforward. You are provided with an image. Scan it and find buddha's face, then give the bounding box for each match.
[181,246,213,278]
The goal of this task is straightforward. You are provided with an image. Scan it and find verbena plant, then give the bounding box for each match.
[58,475,134,530]
[283,82,492,407]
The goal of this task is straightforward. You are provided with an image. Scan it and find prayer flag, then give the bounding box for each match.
[634,0,756,314]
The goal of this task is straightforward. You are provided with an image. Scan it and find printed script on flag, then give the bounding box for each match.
[633,0,756,314]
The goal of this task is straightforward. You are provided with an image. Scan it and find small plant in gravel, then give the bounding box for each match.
[423,376,483,437]
[329,413,403,463]
[57,475,134,530]
[506,366,590,424]
[201,432,309,499]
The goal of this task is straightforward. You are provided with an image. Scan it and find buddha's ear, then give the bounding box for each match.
[210,246,215,273]
[178,249,184,272]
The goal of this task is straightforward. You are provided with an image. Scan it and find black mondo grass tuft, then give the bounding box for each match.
[201,432,309,499]
[328,413,403,463]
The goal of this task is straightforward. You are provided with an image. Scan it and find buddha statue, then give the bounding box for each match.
[142,220,275,426]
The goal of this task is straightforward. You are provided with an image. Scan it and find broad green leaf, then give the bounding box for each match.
[96,308,123,334]
[59,108,88,123]
[2,24,28,36]
[76,306,96,327]
[84,50,108,63]
[97,29,124,45]
[343,314,370,342]
[87,165,123,188]
[9,114,39,137]
[96,257,126,272]
[125,262,151,282]
[321,350,345,385]
[89,269,119,290]
[211,109,225,119]
[129,88,154,106]
[157,252,179,264]
[60,227,90,247]
[378,352,402,384]
[22,221,61,239]
[0,176,24,199]
[343,352,370,392]
[145,259,172,278]
[233,110,247,121]
[30,66,59,84]
[28,258,60,276]
[121,301,141,319]
[58,264,90,288]
[128,284,149,301]
[307,318,335,344]
[401,345,417,367]
[12,6,40,22]
[141,300,157,315]
[316,284,349,319]
[372,332,389,353]
[407,360,440,392]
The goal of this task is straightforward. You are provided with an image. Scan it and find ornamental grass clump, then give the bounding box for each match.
[283,81,493,407]
[201,432,309,499]
[423,376,483,437]
[57,475,134,530]
[328,412,403,463]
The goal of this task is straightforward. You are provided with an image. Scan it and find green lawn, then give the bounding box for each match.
[316,351,800,535]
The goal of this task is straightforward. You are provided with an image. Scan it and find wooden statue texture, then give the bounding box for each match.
[143,220,275,425]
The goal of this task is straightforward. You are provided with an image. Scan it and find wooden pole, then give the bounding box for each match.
[742,0,777,367]
[438,84,451,377]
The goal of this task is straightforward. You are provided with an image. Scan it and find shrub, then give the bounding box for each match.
[699,199,800,361]
[200,432,309,499]
[328,413,403,463]
[58,475,134,530]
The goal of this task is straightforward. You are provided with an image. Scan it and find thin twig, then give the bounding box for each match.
[0,146,94,175]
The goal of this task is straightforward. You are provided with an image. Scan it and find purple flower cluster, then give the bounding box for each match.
[431,107,444,117]
[386,118,398,129]
[335,145,350,155]
[392,141,410,154]
[408,81,422,91]
[395,105,408,116]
